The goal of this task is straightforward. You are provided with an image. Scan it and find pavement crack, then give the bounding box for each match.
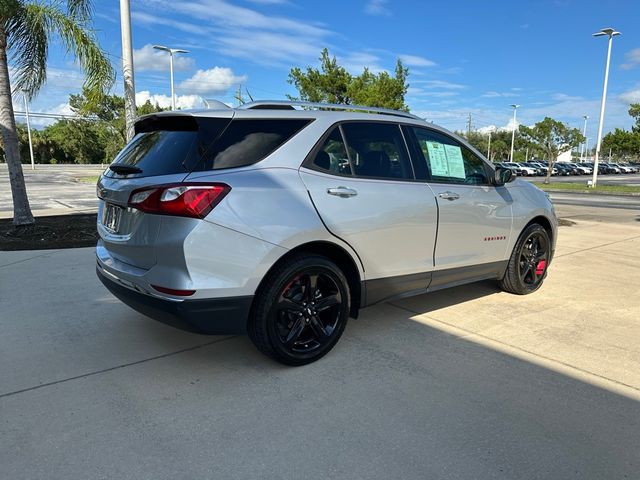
[554,234,640,259]
[0,336,236,400]
[385,301,640,394]
[0,252,55,269]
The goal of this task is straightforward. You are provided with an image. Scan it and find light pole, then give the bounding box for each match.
[487,131,492,160]
[120,0,137,142]
[153,45,189,110]
[580,115,588,162]
[509,104,519,162]
[591,27,621,187]
[22,92,35,170]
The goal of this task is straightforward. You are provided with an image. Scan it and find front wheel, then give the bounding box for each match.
[248,254,350,366]
[500,224,551,295]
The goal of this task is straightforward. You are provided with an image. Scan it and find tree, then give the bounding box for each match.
[628,103,640,133]
[519,117,585,184]
[288,48,409,111]
[1,0,114,225]
[601,128,640,161]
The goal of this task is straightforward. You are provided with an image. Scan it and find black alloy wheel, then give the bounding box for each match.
[273,271,342,354]
[248,254,350,365]
[517,230,549,288]
[500,223,551,295]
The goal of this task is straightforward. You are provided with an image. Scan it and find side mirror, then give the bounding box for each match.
[493,167,513,186]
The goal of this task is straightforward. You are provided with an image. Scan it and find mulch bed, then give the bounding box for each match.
[0,214,98,251]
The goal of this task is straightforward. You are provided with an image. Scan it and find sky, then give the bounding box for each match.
[17,0,640,142]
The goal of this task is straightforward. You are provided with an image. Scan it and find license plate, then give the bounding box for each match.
[102,203,123,233]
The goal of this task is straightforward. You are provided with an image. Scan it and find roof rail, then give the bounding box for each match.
[238,100,422,120]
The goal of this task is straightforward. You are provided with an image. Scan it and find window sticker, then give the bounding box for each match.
[443,144,466,179]
[425,141,467,179]
[425,141,449,177]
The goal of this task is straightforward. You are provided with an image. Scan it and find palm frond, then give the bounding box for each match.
[5,3,48,98]
[7,2,114,104]
[66,0,92,22]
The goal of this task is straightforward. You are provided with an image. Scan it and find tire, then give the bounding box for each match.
[500,224,551,295]
[248,254,350,366]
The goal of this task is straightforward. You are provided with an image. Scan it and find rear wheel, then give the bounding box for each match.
[248,254,350,366]
[500,224,551,295]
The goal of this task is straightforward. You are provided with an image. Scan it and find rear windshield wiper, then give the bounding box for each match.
[109,164,142,174]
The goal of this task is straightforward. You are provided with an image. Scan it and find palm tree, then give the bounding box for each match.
[1,0,114,225]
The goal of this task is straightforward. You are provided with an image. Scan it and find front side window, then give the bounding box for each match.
[341,122,414,180]
[410,127,489,185]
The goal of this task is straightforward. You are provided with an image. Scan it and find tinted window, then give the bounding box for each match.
[106,116,230,178]
[341,122,413,180]
[311,127,353,176]
[198,119,311,170]
[410,127,489,185]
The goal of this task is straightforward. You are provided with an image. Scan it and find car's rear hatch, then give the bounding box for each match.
[97,111,234,269]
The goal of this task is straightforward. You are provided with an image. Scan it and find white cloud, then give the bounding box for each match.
[482,91,518,98]
[133,44,195,72]
[178,67,247,95]
[619,88,640,104]
[621,48,640,70]
[339,52,384,73]
[399,54,436,67]
[477,125,497,134]
[136,90,205,109]
[413,79,466,90]
[365,0,391,16]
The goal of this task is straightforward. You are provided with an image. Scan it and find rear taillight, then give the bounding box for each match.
[128,183,230,219]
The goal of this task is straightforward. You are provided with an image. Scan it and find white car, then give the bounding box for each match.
[504,162,537,176]
[96,100,558,365]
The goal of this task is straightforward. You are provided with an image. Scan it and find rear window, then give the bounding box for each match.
[106,116,230,178]
[106,116,311,178]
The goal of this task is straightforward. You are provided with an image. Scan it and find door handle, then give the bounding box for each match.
[327,187,358,198]
[438,191,460,201]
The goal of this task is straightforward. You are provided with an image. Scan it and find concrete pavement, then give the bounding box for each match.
[1,218,639,479]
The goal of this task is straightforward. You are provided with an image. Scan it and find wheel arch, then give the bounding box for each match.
[252,240,363,319]
[524,215,554,243]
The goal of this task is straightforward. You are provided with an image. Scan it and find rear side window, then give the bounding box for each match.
[197,119,312,171]
[341,122,414,180]
[311,127,353,176]
[106,116,230,178]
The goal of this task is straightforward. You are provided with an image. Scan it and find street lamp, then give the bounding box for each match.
[509,104,519,162]
[22,91,35,171]
[591,27,621,187]
[580,115,588,162]
[153,44,190,110]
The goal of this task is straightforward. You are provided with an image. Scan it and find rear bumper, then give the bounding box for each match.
[97,265,252,335]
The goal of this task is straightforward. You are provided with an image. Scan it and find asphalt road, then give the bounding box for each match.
[0,164,103,218]
[1,203,639,479]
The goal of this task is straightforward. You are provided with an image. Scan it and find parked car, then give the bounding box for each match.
[555,163,574,175]
[614,163,635,174]
[567,163,591,175]
[601,163,621,174]
[521,162,546,175]
[495,162,521,176]
[529,162,549,175]
[96,101,557,365]
[504,162,537,176]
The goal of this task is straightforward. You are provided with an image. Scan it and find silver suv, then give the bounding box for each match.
[96,101,557,365]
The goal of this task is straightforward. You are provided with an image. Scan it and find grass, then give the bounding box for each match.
[531,182,640,195]
[76,175,100,184]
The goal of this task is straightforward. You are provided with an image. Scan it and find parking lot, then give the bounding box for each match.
[1,196,639,478]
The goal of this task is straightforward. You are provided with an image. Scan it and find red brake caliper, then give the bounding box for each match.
[535,260,546,275]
